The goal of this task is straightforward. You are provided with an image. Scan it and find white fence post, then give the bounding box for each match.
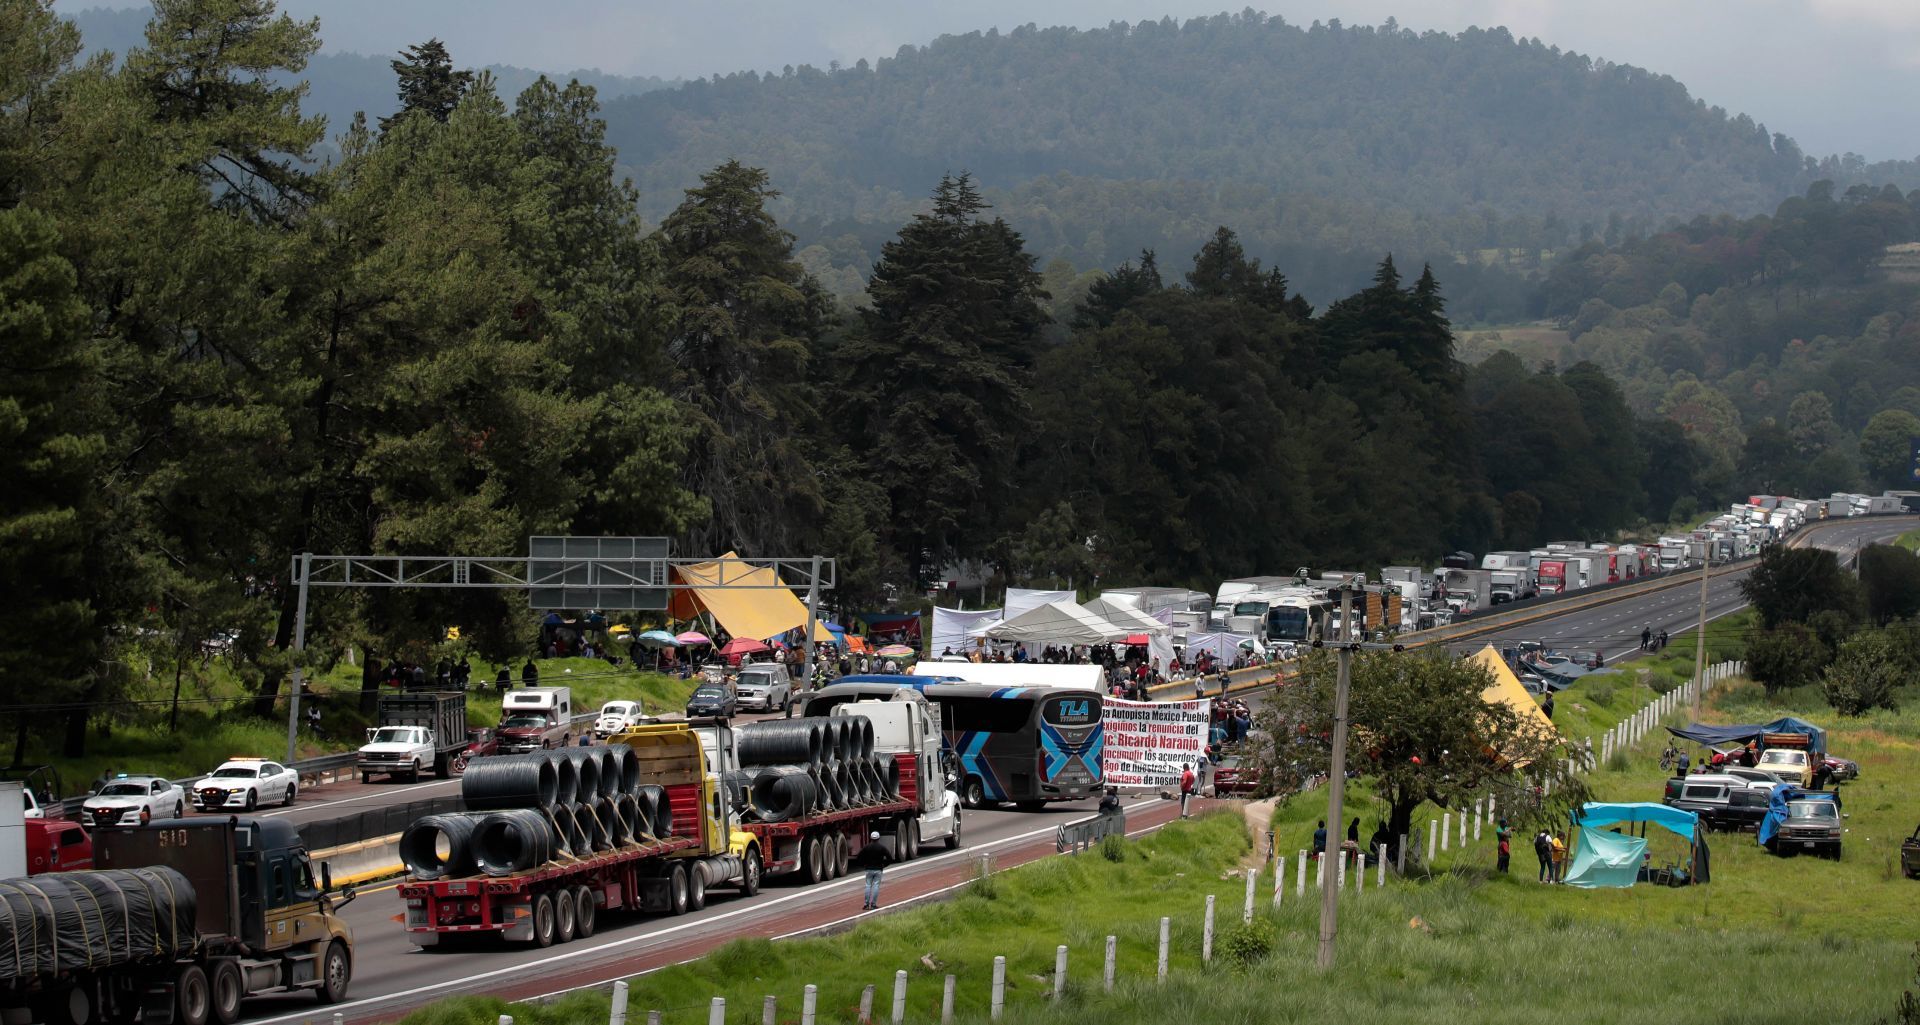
[1473,803,1482,841]
[1244,868,1256,923]
[858,988,873,1025]
[710,998,726,1025]
[991,956,1006,1019]
[941,976,956,1025]
[1441,812,1450,852]
[1315,851,1325,888]
[610,982,629,1025]
[1273,856,1284,907]
[764,996,777,1025]
[499,1017,513,1025]
[893,971,908,1024]
[1104,935,1117,992]
[1203,895,1215,963]
[1335,850,1346,890]
[1459,810,1467,848]
[1356,850,1366,894]
[1398,834,1408,874]
[1157,917,1170,983]
[1428,819,1438,862]
[803,984,818,1025]
[1378,843,1387,886]
[649,1012,663,1025]
[1054,945,1068,1000]
[1296,851,1307,897]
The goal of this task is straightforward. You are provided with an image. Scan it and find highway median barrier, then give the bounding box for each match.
[314,831,406,887]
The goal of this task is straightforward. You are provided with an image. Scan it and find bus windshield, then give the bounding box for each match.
[1267,607,1313,641]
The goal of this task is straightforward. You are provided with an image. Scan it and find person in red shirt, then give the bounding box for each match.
[1179,764,1197,818]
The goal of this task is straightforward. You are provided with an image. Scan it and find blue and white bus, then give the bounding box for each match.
[806,677,1105,810]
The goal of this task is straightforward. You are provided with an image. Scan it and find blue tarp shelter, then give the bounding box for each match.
[1665,717,1827,752]
[1564,802,1708,888]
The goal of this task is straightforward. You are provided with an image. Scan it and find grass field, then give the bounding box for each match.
[26,656,696,791]
[1898,528,1920,552]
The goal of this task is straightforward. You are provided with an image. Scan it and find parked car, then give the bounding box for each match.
[1821,754,1859,782]
[1767,795,1843,858]
[735,664,794,713]
[1903,823,1920,879]
[685,682,738,718]
[1210,755,1260,796]
[1662,777,1770,832]
[82,775,185,828]
[593,700,644,738]
[196,758,298,811]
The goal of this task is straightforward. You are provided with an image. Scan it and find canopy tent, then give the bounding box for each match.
[1180,632,1256,662]
[719,637,770,657]
[851,612,922,642]
[1468,646,1556,737]
[1565,802,1708,888]
[668,552,833,644]
[931,607,1004,656]
[978,600,1132,646]
[909,661,1104,691]
[1005,588,1075,620]
[1666,716,1827,752]
[1083,596,1175,667]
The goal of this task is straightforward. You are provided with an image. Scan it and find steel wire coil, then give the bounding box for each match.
[472,808,560,875]
[635,784,674,837]
[460,752,558,810]
[747,766,819,822]
[556,747,600,803]
[737,720,824,765]
[399,813,481,880]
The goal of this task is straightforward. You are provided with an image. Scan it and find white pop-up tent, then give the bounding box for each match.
[976,600,1132,646]
[1085,595,1176,668]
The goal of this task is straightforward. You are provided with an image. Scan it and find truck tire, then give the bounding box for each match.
[688,864,707,911]
[740,848,763,896]
[408,760,421,783]
[555,889,577,943]
[909,821,922,860]
[532,894,556,947]
[433,753,449,779]
[803,837,824,885]
[361,773,372,785]
[573,885,596,938]
[317,941,351,1004]
[667,865,690,915]
[834,834,850,878]
[963,778,986,809]
[211,961,244,1025]
[176,964,212,1025]
[33,984,93,1025]
[946,810,962,850]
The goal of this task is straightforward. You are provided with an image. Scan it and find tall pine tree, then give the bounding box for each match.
[382,38,473,129]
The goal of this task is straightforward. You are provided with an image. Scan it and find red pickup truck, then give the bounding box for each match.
[24,817,93,874]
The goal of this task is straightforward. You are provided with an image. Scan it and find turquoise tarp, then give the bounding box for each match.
[1573,801,1698,842]
[1563,827,1646,888]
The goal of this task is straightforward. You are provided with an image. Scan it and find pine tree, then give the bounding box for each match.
[1071,249,1162,330]
[654,159,833,554]
[840,173,1049,585]
[383,38,473,129]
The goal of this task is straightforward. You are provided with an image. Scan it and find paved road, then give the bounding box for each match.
[244,792,1145,1025]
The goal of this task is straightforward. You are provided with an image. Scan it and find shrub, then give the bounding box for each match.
[1099,833,1127,862]
[1584,680,1616,705]
[1823,631,1901,716]
[1747,623,1831,696]
[1217,919,1276,968]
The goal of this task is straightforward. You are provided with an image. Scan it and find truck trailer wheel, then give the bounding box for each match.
[945,810,962,850]
[573,886,597,938]
[532,894,556,947]
[175,964,212,1025]
[688,863,708,911]
[210,961,243,1025]
[834,834,850,878]
[317,941,351,1004]
[667,864,690,915]
[963,778,986,809]
[803,837,824,885]
[32,983,93,1025]
[909,821,922,860]
[555,889,577,943]
[740,848,763,896]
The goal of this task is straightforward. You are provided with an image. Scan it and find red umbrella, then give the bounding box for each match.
[719,637,770,657]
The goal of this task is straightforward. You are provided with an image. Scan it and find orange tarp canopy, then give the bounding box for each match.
[669,552,833,644]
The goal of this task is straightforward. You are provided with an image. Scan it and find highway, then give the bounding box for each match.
[229,514,1916,1025]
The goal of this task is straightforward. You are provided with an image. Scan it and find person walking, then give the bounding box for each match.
[1179,763,1197,818]
[1533,829,1552,882]
[855,831,894,910]
[1495,819,1512,873]
[1548,832,1568,883]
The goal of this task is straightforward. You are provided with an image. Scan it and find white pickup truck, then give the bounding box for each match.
[357,725,438,783]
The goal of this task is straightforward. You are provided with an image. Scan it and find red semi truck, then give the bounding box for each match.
[399,717,952,948]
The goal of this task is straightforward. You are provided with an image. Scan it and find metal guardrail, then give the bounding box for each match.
[1057,810,1126,853]
[298,794,464,850]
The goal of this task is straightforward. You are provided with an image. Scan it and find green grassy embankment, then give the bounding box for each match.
[28,656,695,791]
[1897,528,1920,552]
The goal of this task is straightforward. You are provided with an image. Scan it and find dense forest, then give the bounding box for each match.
[596,12,1920,315]
[7,0,1920,759]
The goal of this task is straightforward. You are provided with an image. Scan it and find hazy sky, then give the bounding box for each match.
[61,0,1920,160]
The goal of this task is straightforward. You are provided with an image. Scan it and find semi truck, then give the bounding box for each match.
[0,818,354,1025]
[358,691,469,782]
[398,716,955,948]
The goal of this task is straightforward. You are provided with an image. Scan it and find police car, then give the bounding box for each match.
[82,774,186,827]
[196,757,298,811]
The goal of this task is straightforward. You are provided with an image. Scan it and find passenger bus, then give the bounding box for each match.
[805,678,1105,810]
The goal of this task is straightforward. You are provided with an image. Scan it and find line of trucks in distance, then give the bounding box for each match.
[1079,488,1920,649]
[0,684,965,1025]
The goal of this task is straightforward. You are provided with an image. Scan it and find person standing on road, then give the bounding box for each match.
[1640,625,1652,651]
[856,831,894,910]
[1179,763,1197,817]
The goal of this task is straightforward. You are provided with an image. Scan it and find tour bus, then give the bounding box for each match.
[1263,590,1332,644]
[806,677,1105,810]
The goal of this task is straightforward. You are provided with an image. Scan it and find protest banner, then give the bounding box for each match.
[1101,698,1211,788]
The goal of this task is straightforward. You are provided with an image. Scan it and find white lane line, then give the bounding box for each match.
[244,815,1097,1025]
[257,777,462,819]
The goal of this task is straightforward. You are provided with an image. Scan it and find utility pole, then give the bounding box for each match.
[1690,546,1710,718]
[1317,581,1357,971]
[800,556,822,695]
[284,552,312,765]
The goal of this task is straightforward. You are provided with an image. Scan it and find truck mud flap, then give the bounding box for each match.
[140,984,177,1025]
[635,876,673,913]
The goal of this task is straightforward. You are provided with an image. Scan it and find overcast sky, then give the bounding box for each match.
[61,0,1920,160]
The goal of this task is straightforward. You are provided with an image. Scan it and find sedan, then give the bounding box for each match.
[84,776,186,828]
[196,759,297,811]
[685,683,738,718]
[1210,755,1261,796]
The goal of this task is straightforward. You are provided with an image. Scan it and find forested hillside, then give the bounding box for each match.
[600,12,1920,314]
[1530,181,1920,507]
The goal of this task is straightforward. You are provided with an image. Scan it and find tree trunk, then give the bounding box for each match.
[1386,797,1420,867]
[359,649,381,717]
[168,652,185,733]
